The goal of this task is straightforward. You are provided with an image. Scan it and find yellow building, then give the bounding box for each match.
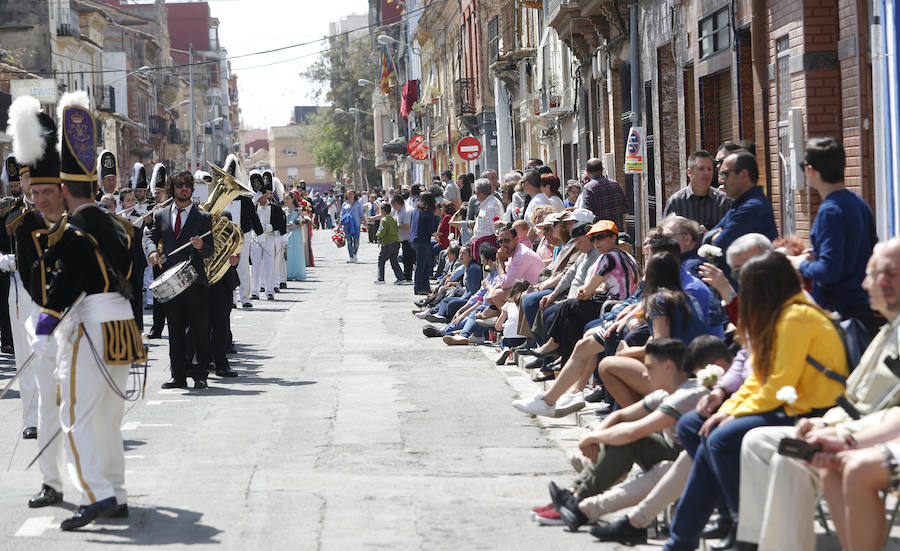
[268,124,331,188]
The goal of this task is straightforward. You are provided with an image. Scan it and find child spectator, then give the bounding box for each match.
[375,203,403,284]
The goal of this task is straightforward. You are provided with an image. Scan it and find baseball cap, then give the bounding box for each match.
[560,208,595,225]
[570,223,591,238]
[587,220,619,237]
[536,212,564,227]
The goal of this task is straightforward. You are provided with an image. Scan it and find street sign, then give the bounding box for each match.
[624,126,644,174]
[10,79,58,104]
[407,133,429,160]
[457,136,482,161]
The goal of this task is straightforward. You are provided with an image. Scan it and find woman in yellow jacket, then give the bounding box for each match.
[663,251,848,551]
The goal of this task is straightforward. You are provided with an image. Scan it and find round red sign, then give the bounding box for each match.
[407,134,429,161]
[456,136,482,161]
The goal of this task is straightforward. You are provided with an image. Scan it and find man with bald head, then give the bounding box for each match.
[580,158,626,228]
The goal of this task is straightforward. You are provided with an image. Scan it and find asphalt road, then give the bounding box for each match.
[0,229,857,550]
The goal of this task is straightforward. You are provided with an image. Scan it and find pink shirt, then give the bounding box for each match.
[517,235,533,250]
[502,242,545,289]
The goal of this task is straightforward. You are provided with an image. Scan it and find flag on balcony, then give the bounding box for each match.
[400,80,418,122]
[379,45,395,94]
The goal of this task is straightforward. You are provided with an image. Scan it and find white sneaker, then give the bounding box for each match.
[374,279,385,284]
[512,393,556,417]
[398,279,413,285]
[556,392,586,416]
[352,256,359,263]
[414,310,431,319]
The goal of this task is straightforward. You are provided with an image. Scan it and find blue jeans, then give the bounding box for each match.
[664,408,795,551]
[346,232,360,259]
[533,302,560,346]
[522,289,552,333]
[437,297,468,319]
[442,305,485,335]
[412,239,433,292]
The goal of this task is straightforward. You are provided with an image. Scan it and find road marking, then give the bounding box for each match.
[15,517,56,537]
[145,399,190,406]
[121,422,173,431]
[125,454,145,459]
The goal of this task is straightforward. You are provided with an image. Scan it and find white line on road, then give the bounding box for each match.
[14,517,56,537]
[125,455,145,459]
[145,399,190,406]
[121,422,173,431]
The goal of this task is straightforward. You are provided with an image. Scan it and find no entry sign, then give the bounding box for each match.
[407,134,429,160]
[456,136,482,161]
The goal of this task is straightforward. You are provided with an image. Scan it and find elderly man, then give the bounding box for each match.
[579,157,627,228]
[663,150,732,232]
[734,237,900,551]
[704,150,777,254]
[468,178,503,257]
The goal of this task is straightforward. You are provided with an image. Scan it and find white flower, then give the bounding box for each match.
[776,385,798,405]
[696,364,725,388]
[698,244,724,261]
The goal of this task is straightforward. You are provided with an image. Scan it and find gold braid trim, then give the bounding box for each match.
[101,319,148,365]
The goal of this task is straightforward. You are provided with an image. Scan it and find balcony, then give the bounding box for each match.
[500,1,539,58]
[168,126,187,145]
[56,8,81,37]
[455,78,478,118]
[537,89,573,117]
[149,115,166,136]
[96,86,115,113]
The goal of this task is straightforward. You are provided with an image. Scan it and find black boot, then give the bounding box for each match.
[710,524,737,551]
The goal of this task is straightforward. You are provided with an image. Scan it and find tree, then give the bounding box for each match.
[301,33,381,187]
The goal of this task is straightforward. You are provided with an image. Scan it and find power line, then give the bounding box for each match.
[27,0,447,77]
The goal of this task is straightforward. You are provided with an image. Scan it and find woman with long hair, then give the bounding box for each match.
[663,252,849,551]
[284,192,307,281]
[339,189,364,262]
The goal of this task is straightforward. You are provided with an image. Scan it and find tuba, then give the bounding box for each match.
[202,161,253,284]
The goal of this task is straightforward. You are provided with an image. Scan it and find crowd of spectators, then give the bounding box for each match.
[366,137,900,551]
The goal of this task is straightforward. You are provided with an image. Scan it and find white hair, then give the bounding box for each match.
[726,233,774,268]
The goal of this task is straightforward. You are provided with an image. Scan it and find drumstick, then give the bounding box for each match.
[160,230,212,264]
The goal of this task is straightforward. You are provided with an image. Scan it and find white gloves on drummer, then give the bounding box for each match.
[0,253,15,273]
[265,223,274,233]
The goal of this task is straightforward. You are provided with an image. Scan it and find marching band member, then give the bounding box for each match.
[33,91,146,529]
[7,95,67,509]
[222,154,263,308]
[144,175,170,339]
[117,189,150,332]
[97,149,119,201]
[251,175,285,300]
[209,210,240,378]
[129,161,147,208]
[132,168,153,216]
[0,155,18,354]
[192,170,212,204]
[145,171,214,390]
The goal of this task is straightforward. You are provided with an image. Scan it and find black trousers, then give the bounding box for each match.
[149,265,166,335]
[400,240,416,280]
[165,284,210,382]
[377,242,403,281]
[0,272,11,347]
[548,298,604,364]
[208,279,233,370]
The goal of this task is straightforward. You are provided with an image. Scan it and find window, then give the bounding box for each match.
[315,166,326,179]
[287,167,299,178]
[699,7,730,59]
[209,27,219,51]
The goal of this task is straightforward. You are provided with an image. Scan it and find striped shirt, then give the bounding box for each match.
[662,185,732,230]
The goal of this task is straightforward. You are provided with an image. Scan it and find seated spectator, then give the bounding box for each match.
[540,173,565,212]
[533,211,563,265]
[422,246,497,339]
[697,233,774,325]
[596,251,709,407]
[416,245,481,323]
[414,243,462,308]
[663,251,850,551]
[564,180,581,208]
[584,336,734,543]
[543,339,704,531]
[735,236,900,551]
[494,279,530,364]
[512,219,532,250]
[490,224,544,308]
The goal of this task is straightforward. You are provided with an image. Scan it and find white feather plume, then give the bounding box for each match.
[131,162,145,188]
[56,90,91,152]
[224,153,249,188]
[273,176,285,200]
[8,95,46,167]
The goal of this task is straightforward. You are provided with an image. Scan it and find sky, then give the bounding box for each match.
[209,0,370,130]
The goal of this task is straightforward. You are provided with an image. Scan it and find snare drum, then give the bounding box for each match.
[149,260,198,303]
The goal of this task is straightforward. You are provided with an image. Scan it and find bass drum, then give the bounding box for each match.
[149,260,198,303]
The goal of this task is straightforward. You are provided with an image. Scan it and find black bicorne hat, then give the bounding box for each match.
[150,163,166,191]
[98,150,116,180]
[131,162,148,190]
[5,155,20,184]
[59,104,97,184]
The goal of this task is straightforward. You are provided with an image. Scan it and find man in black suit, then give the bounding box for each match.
[145,171,214,389]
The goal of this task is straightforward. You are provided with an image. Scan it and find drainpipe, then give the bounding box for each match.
[630,4,643,253]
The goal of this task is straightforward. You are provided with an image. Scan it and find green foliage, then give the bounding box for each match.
[301,35,379,186]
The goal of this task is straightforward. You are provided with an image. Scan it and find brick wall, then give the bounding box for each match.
[657,44,681,204]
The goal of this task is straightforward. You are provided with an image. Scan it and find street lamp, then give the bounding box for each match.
[348,107,372,116]
[334,107,349,115]
[358,79,377,87]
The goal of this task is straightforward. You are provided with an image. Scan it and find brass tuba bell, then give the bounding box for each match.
[201,161,254,284]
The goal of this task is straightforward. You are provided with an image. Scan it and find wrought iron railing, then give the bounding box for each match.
[96,86,115,113]
[149,115,166,136]
[455,78,478,117]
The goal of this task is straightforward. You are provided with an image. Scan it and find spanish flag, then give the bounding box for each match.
[379,45,395,94]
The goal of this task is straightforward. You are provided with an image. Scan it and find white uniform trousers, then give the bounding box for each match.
[739,425,819,551]
[235,232,252,303]
[251,234,276,295]
[8,270,38,427]
[26,305,64,492]
[277,233,288,285]
[55,296,133,506]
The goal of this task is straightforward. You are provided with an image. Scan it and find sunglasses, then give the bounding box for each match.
[174,181,193,188]
[589,233,615,242]
[719,169,733,178]
[497,237,514,244]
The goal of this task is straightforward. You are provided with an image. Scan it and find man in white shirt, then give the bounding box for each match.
[523,169,552,226]
[470,178,503,257]
[252,187,278,300]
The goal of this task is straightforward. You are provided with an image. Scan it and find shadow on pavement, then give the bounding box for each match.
[86,505,221,545]
[123,439,146,452]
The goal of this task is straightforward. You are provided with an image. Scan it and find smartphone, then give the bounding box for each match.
[778,438,822,461]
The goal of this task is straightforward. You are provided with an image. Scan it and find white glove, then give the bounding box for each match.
[32,335,55,360]
[0,254,14,272]
[252,191,264,203]
[265,224,274,233]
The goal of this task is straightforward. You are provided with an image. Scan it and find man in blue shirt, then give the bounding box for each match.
[787,137,880,335]
[704,150,777,253]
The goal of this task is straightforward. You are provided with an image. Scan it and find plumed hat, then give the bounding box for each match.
[131,162,148,190]
[262,169,273,191]
[273,176,285,202]
[8,95,60,185]
[249,169,264,193]
[97,149,116,180]
[57,90,96,184]
[194,170,212,184]
[150,163,166,191]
